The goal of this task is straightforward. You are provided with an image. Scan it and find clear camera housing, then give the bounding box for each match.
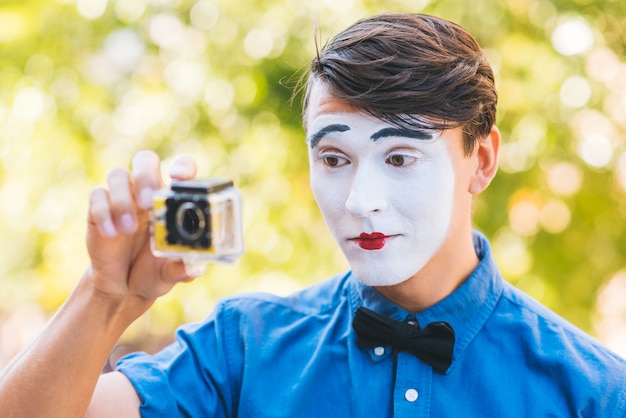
[150,178,244,265]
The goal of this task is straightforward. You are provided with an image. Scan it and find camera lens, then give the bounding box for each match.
[175,202,206,241]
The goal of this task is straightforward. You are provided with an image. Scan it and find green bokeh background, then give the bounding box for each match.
[1,0,626,365]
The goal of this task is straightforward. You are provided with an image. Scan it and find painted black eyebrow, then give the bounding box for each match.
[370,127,434,141]
[307,124,350,148]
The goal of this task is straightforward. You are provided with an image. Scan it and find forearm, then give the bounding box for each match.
[0,271,151,418]
[0,151,196,417]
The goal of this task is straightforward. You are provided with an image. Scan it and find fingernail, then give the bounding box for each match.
[138,188,153,210]
[119,214,136,234]
[101,220,117,238]
[183,259,207,277]
[169,165,191,179]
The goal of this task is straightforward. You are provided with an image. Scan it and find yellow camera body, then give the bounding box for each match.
[150,178,244,264]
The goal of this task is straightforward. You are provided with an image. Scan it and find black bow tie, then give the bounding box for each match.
[352,307,455,373]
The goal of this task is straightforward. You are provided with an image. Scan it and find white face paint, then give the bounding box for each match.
[306,86,458,287]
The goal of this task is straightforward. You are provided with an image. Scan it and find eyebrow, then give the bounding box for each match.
[370,127,434,141]
[307,124,434,148]
[307,124,350,148]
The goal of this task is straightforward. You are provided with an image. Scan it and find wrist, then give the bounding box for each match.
[72,267,155,332]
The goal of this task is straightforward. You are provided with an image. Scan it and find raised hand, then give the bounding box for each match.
[0,151,204,418]
[86,151,197,320]
[85,150,200,312]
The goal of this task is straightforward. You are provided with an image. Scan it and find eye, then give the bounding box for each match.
[314,146,350,168]
[321,155,349,167]
[386,154,416,167]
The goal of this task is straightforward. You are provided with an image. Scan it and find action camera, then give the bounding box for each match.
[150,178,244,264]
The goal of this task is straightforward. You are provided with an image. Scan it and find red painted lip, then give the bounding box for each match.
[354,232,390,250]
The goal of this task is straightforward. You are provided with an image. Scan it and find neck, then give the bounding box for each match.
[374,230,479,314]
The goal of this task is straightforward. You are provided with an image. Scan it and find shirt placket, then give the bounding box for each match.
[393,351,432,417]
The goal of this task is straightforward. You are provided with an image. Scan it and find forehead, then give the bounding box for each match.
[305,81,439,146]
[305,81,397,140]
[304,81,358,130]
[304,80,468,156]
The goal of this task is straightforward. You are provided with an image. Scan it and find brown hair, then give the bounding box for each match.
[303,13,497,155]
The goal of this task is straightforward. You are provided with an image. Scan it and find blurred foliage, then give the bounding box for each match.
[1,0,626,364]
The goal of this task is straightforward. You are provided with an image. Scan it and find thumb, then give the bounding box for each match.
[169,154,198,181]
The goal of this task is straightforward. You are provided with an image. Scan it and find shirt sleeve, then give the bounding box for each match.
[116,303,238,418]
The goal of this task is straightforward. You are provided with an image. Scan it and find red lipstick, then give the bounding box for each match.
[355,232,389,250]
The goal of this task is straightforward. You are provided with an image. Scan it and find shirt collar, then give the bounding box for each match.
[348,230,504,371]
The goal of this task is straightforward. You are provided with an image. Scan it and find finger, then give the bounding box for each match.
[106,168,137,235]
[168,154,198,181]
[162,259,195,282]
[132,150,163,210]
[182,260,207,278]
[135,259,196,299]
[88,186,117,238]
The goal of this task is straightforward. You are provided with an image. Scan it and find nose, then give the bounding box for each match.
[344,166,388,217]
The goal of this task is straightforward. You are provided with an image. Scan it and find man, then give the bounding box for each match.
[1,13,625,417]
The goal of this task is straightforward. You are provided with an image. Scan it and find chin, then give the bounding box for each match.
[345,249,427,287]
[351,265,413,287]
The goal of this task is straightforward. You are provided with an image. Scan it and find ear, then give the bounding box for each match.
[468,125,500,195]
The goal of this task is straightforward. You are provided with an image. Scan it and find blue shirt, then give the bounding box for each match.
[117,232,626,417]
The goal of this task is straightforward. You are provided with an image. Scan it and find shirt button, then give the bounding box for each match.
[373,346,385,356]
[405,389,419,402]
